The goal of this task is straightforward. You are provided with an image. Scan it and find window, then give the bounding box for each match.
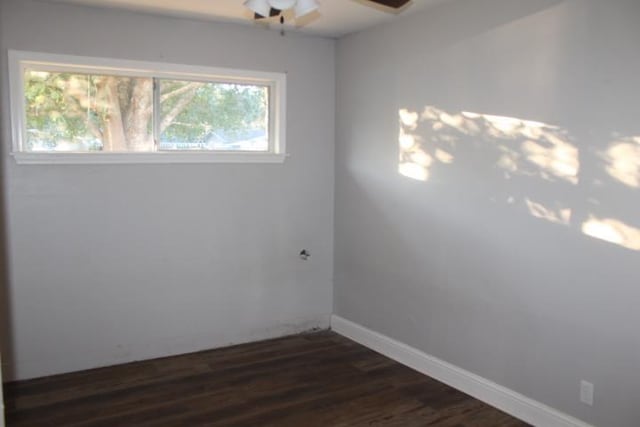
[9,51,286,164]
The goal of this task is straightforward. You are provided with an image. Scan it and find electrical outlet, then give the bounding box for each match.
[580,380,594,406]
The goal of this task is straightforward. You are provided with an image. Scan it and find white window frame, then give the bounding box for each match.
[8,50,287,164]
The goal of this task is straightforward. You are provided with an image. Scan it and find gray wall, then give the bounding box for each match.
[0,0,11,403]
[334,1,640,426]
[0,0,335,380]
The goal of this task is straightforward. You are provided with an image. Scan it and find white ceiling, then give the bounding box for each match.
[46,0,446,38]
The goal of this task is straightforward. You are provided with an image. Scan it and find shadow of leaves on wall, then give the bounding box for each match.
[398,106,640,252]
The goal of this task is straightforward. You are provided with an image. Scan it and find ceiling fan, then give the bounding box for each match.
[244,0,412,20]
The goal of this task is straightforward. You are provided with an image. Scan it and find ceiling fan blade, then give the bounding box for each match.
[366,0,411,8]
[253,7,282,19]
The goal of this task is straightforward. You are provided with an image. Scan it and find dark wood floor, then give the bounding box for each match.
[4,331,529,426]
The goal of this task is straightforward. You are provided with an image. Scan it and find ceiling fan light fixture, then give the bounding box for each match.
[246,0,413,24]
[244,0,271,17]
[268,0,297,10]
[294,0,319,18]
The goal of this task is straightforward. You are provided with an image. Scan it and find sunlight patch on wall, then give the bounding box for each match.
[399,106,580,185]
[396,105,640,251]
[521,135,579,184]
[399,109,419,130]
[398,162,429,181]
[435,149,454,164]
[480,113,547,139]
[471,111,579,184]
[399,108,451,181]
[582,216,640,251]
[525,199,571,225]
[602,136,640,188]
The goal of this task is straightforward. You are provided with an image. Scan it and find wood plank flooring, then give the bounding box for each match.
[4,331,529,426]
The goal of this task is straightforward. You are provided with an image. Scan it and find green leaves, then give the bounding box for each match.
[24,69,269,152]
[159,80,268,147]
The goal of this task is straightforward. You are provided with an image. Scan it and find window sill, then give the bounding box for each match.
[12,152,287,165]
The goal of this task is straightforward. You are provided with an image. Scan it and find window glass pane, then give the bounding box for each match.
[158,79,269,152]
[24,69,153,152]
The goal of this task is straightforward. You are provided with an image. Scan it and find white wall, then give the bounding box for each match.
[334,1,640,426]
[0,0,335,380]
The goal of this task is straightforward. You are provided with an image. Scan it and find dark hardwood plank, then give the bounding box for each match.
[4,331,529,427]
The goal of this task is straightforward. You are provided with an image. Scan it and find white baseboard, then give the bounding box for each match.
[331,315,593,427]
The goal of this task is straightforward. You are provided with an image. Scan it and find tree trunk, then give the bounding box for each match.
[101,77,128,152]
[123,79,154,151]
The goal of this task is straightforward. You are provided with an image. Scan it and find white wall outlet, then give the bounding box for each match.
[580,380,594,406]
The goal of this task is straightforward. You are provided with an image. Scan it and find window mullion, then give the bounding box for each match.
[152,77,161,151]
